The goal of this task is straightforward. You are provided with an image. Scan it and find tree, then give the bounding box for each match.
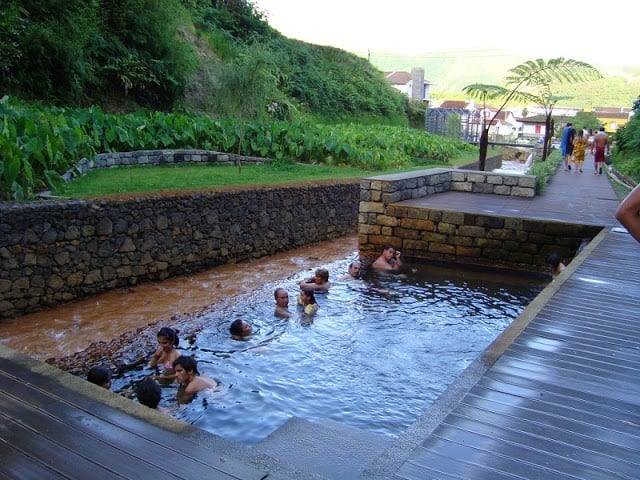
[463,58,602,170]
[210,43,281,172]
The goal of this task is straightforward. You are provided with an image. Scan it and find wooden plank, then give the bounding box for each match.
[0,441,67,480]
[0,413,123,479]
[0,391,178,480]
[0,361,267,480]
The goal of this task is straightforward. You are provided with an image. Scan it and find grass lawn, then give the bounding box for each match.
[57,149,491,198]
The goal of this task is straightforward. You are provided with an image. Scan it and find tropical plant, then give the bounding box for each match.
[209,43,282,172]
[463,58,602,170]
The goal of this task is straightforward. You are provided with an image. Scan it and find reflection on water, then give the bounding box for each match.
[111,258,547,446]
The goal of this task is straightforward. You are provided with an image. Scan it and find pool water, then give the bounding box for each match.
[111,257,547,446]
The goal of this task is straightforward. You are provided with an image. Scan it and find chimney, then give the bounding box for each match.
[410,68,424,101]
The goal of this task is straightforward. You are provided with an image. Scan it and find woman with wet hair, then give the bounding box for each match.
[149,326,181,380]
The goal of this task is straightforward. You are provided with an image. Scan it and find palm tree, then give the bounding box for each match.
[463,58,602,170]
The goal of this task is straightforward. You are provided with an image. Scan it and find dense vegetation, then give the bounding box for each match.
[0,96,474,199]
[0,0,407,121]
[613,97,640,180]
[1,0,638,200]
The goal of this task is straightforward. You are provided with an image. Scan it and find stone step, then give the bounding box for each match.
[253,417,395,480]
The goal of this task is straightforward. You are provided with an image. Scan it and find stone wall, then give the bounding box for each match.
[359,168,600,271]
[0,182,359,319]
[62,149,267,182]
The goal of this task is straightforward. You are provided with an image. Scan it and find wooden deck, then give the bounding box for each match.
[0,349,267,479]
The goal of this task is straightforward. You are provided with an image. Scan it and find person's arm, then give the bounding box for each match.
[615,184,640,243]
[149,347,162,367]
[391,251,403,271]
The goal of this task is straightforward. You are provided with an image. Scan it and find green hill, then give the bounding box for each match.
[0,0,407,123]
[368,49,640,109]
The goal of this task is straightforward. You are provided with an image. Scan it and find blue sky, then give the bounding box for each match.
[255,1,636,68]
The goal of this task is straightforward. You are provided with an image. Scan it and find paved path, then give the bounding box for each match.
[401,159,622,227]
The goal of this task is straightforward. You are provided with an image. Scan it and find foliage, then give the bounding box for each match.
[0,0,408,123]
[567,111,601,134]
[527,149,562,192]
[406,100,426,129]
[266,37,407,122]
[0,97,474,199]
[464,58,602,168]
[0,0,200,108]
[612,96,640,183]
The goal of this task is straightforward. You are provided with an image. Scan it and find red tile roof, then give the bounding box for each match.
[385,71,411,85]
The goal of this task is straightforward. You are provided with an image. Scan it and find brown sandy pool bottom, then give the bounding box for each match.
[0,235,360,361]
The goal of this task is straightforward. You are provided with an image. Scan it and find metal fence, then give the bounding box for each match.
[424,108,483,143]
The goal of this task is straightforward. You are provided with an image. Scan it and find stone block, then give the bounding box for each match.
[437,223,457,235]
[400,218,435,230]
[511,187,535,197]
[403,239,429,251]
[359,202,385,214]
[493,185,512,195]
[456,246,481,257]
[450,182,473,192]
[518,176,537,188]
[458,225,486,237]
[429,243,455,254]
[442,211,465,224]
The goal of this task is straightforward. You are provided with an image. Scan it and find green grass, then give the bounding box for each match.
[57,150,486,198]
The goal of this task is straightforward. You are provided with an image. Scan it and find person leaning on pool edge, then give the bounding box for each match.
[371,244,402,272]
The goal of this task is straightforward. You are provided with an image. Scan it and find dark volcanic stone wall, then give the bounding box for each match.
[0,182,359,318]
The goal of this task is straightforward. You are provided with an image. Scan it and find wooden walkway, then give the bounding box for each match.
[0,348,268,479]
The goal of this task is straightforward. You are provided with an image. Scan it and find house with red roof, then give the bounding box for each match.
[385,68,431,104]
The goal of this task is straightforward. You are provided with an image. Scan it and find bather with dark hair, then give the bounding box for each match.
[173,355,218,403]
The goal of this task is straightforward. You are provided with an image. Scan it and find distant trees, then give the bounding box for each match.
[464,58,602,170]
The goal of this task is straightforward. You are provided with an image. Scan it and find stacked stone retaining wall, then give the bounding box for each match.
[359,168,600,271]
[0,182,359,319]
[62,149,267,182]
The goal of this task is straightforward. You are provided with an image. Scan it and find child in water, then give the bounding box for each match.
[149,326,181,381]
[297,288,319,315]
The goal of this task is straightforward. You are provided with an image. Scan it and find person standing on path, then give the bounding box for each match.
[572,130,588,173]
[560,123,576,171]
[593,127,609,174]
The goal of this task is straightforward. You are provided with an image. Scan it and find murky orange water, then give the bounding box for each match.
[0,235,359,360]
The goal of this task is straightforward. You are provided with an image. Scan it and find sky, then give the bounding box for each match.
[254,1,636,68]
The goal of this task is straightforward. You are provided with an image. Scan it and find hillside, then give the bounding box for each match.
[368,49,640,109]
[0,1,407,123]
